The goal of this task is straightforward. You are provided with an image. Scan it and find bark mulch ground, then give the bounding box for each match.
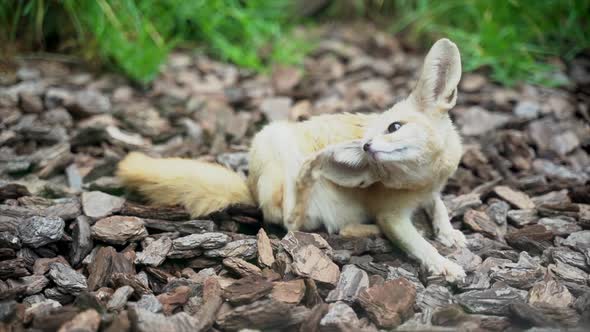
[1,23,589,331]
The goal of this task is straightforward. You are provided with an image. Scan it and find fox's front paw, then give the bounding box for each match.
[427,258,466,283]
[436,229,467,248]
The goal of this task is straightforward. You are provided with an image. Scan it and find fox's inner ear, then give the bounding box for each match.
[410,38,462,112]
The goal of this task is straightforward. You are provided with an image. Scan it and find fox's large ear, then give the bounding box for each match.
[410,38,461,112]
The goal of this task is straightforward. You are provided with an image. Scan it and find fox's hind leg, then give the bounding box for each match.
[285,154,317,230]
[249,123,304,228]
[251,163,284,225]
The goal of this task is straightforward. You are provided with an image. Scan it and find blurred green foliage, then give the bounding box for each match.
[1,0,588,86]
[0,0,306,83]
[328,0,590,86]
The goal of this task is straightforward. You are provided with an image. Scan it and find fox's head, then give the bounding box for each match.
[362,39,461,187]
[318,39,463,189]
[363,38,462,165]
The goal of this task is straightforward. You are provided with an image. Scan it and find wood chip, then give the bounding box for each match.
[142,218,216,234]
[91,216,148,245]
[303,278,323,308]
[192,276,223,332]
[416,285,454,312]
[271,279,306,304]
[281,231,333,256]
[0,232,21,250]
[489,252,545,289]
[538,303,581,327]
[509,302,557,328]
[562,230,590,252]
[326,264,369,303]
[17,216,65,248]
[7,275,48,296]
[548,261,589,285]
[157,285,191,315]
[319,301,361,330]
[107,286,134,311]
[172,232,229,250]
[357,278,416,328]
[0,182,30,201]
[539,217,582,237]
[257,228,275,267]
[486,199,510,225]
[456,286,527,315]
[58,309,100,332]
[44,287,74,304]
[0,258,30,279]
[505,224,554,256]
[507,209,538,227]
[87,247,115,290]
[81,191,125,219]
[464,209,502,239]
[290,244,340,286]
[216,298,306,331]
[119,201,191,221]
[104,311,131,332]
[47,262,87,294]
[300,303,329,332]
[222,257,262,278]
[544,247,589,273]
[528,279,574,308]
[223,275,273,305]
[135,294,163,313]
[494,186,535,209]
[204,238,257,259]
[135,237,172,267]
[129,308,194,332]
[70,216,93,267]
[33,256,68,275]
[111,273,151,296]
[444,193,482,218]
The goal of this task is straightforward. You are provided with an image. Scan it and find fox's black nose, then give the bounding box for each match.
[363,143,371,152]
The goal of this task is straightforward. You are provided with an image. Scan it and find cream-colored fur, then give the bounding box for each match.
[117,152,254,217]
[117,39,467,282]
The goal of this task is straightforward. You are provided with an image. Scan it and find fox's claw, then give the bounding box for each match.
[428,258,466,283]
[436,229,467,248]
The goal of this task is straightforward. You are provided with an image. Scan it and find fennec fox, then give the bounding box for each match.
[118,39,467,281]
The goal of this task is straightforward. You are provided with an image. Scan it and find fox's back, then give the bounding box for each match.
[291,113,376,156]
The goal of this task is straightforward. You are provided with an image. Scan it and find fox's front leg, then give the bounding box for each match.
[377,210,466,282]
[427,194,466,247]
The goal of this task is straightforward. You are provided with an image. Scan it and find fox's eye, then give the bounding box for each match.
[387,122,403,133]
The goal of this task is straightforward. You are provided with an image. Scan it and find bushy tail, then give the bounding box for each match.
[117,152,254,217]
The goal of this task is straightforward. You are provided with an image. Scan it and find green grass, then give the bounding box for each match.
[2,1,588,86]
[0,0,307,84]
[327,0,590,86]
